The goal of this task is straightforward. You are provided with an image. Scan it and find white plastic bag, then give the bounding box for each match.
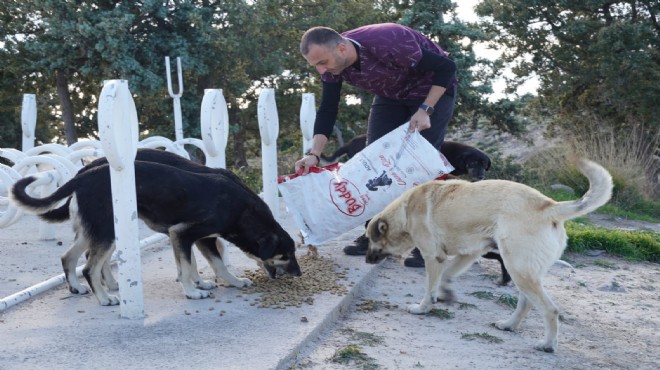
[278,122,454,245]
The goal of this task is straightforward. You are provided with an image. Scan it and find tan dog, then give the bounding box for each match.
[365,158,613,353]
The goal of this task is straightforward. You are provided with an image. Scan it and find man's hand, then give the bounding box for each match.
[409,110,431,132]
[294,153,319,175]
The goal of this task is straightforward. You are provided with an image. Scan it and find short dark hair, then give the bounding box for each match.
[300,26,344,55]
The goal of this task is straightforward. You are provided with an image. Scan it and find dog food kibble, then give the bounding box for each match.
[242,253,348,308]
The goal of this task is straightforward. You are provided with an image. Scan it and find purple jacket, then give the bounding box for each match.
[320,23,453,100]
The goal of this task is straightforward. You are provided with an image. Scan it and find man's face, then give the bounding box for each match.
[303,42,350,76]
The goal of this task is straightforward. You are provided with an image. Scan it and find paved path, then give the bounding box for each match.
[0,201,376,370]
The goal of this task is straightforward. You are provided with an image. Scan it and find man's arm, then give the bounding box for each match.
[295,81,342,174]
[409,49,456,131]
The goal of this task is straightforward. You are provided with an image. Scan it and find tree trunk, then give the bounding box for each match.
[56,69,77,145]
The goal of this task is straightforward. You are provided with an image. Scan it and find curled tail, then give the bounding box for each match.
[9,176,76,222]
[549,159,613,221]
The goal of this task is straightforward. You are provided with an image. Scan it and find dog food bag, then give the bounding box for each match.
[278,122,454,245]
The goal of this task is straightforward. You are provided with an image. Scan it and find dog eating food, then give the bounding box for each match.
[10,153,301,306]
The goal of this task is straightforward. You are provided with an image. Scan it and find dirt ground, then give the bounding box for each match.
[287,242,659,370]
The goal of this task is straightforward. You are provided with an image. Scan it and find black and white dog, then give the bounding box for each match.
[10,149,301,306]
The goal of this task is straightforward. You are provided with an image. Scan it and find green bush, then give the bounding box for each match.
[566,222,660,263]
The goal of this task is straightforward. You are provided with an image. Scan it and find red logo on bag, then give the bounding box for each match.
[329,179,365,216]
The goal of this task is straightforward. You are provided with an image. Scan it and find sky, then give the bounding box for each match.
[454,0,540,101]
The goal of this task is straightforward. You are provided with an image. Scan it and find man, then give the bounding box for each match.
[294,23,457,267]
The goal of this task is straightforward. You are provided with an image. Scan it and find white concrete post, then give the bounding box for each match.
[200,89,229,168]
[21,94,37,152]
[98,79,143,319]
[300,93,315,155]
[165,56,184,141]
[257,88,280,220]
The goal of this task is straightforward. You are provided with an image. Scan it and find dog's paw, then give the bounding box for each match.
[233,277,253,288]
[438,288,456,304]
[185,289,211,300]
[534,341,556,353]
[99,295,120,306]
[494,320,515,331]
[195,279,218,290]
[407,303,431,315]
[69,284,90,295]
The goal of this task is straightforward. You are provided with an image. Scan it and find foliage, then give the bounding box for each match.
[330,344,379,369]
[475,0,660,130]
[460,332,503,343]
[1,1,523,163]
[565,222,660,263]
[398,0,524,133]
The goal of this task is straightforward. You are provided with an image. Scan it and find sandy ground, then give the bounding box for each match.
[286,248,660,370]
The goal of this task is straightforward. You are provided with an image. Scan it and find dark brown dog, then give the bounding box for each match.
[321,135,491,182]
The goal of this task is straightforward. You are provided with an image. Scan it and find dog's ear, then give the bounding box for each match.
[373,219,388,241]
[257,234,278,260]
[486,157,492,171]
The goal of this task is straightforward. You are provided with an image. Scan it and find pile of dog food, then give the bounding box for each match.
[242,253,349,309]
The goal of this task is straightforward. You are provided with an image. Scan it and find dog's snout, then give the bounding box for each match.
[286,257,303,276]
[365,249,387,264]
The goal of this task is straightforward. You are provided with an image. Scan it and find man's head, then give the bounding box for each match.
[300,26,354,75]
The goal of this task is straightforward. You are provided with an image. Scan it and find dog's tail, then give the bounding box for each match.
[9,176,76,222]
[549,159,613,221]
[320,146,349,163]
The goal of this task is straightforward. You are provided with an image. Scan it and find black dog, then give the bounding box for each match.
[440,141,491,181]
[10,151,302,306]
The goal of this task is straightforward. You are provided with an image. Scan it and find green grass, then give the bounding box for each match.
[565,222,660,263]
[428,308,454,320]
[470,291,496,300]
[330,345,379,369]
[460,332,504,344]
[497,294,518,308]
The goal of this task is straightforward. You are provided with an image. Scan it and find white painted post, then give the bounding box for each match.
[98,79,143,319]
[300,93,315,155]
[257,88,280,220]
[165,56,184,141]
[21,94,37,152]
[200,89,229,168]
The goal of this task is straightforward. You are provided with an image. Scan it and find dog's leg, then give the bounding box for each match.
[408,248,444,315]
[101,246,118,291]
[438,252,483,304]
[61,233,90,295]
[494,291,532,332]
[495,278,559,352]
[196,237,252,288]
[169,228,212,300]
[82,242,119,306]
[519,279,560,352]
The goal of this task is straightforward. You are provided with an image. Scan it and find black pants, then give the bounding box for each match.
[360,90,457,238]
[365,90,457,149]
